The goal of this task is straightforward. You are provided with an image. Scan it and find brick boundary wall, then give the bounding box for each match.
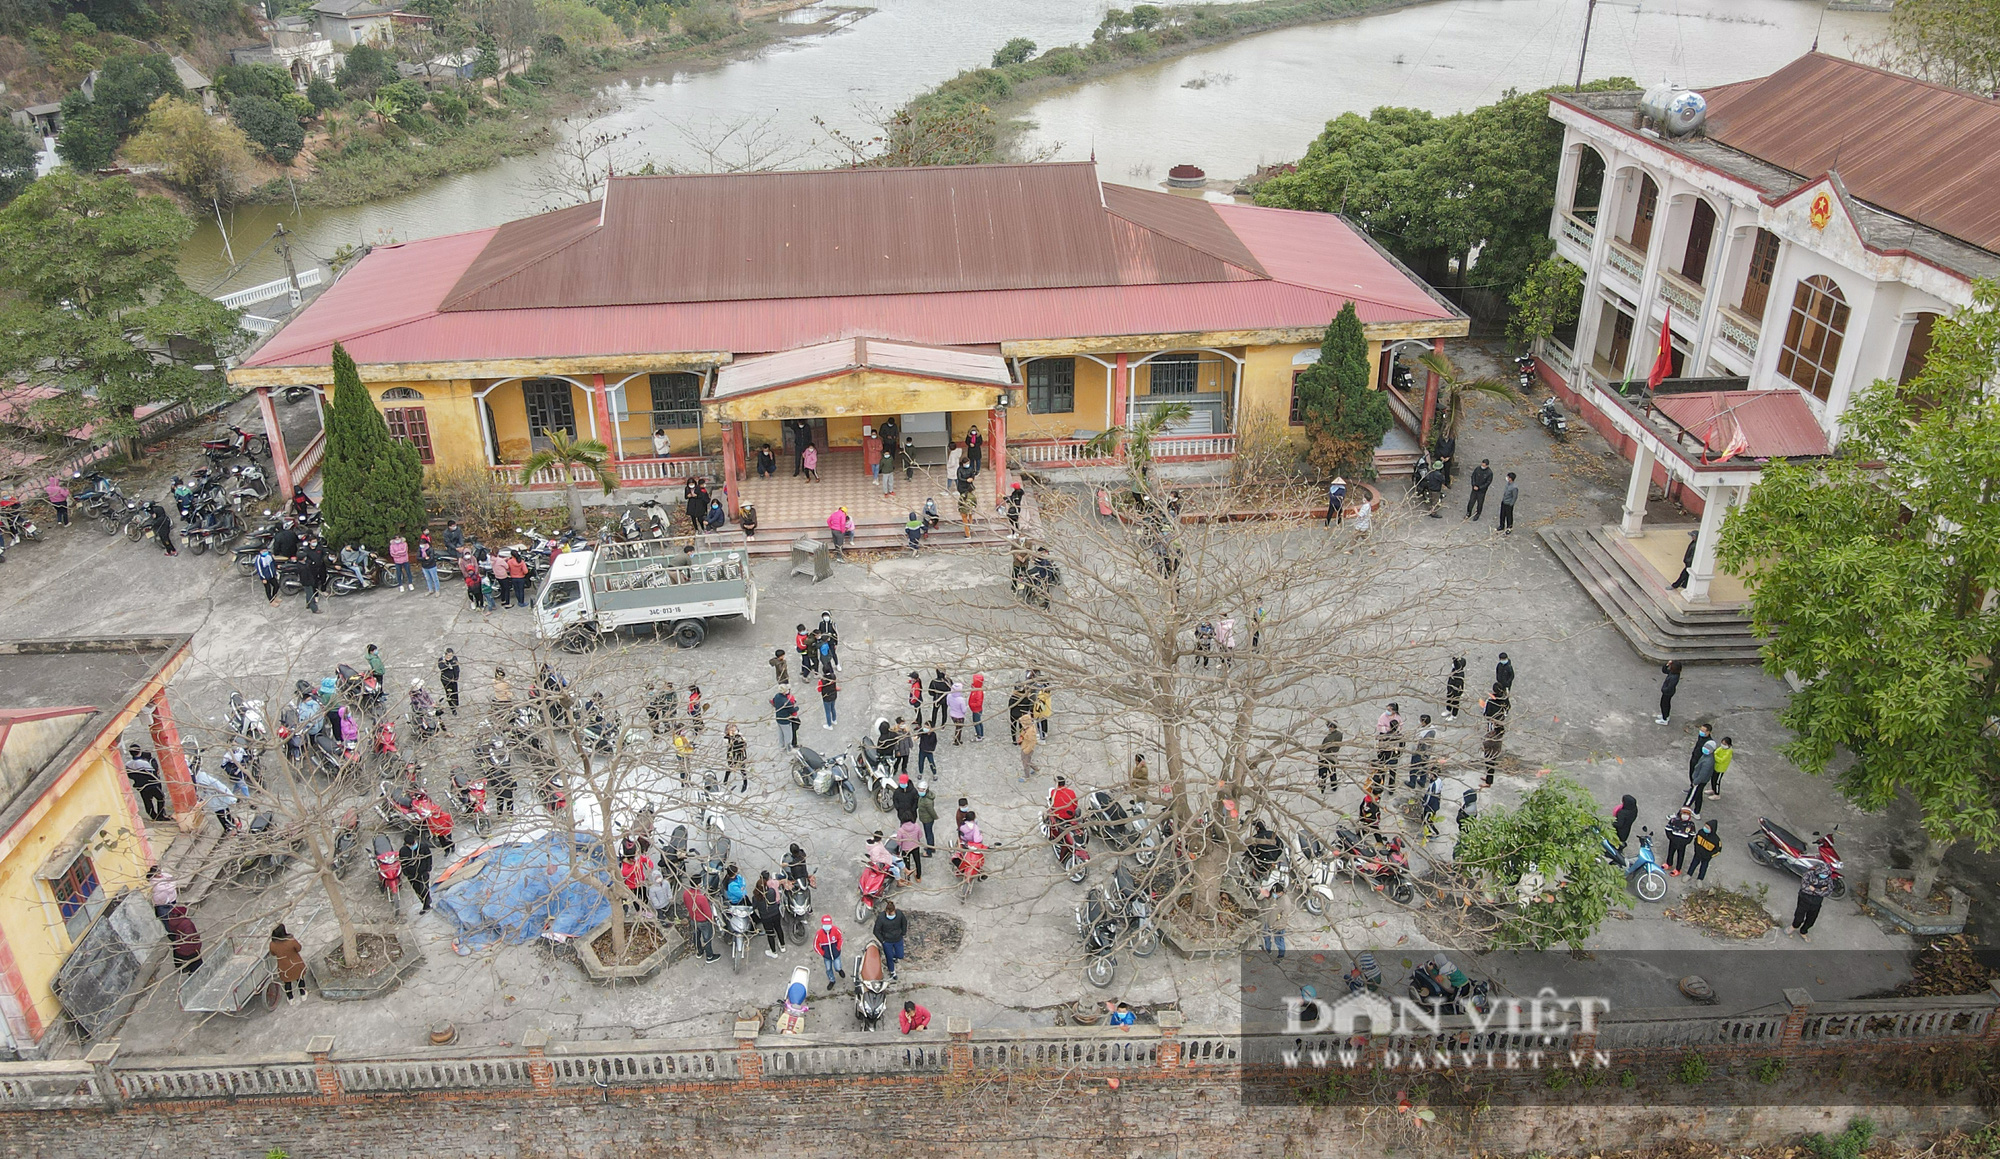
[0,986,1992,1158]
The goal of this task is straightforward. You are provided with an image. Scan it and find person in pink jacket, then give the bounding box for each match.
[826,506,854,555]
[387,532,412,591]
[801,443,819,482]
[44,476,70,526]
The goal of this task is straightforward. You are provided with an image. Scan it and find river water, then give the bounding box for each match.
[184,0,1886,292]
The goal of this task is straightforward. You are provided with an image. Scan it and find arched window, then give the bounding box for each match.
[1898,312,1940,387]
[1571,147,1605,223]
[1680,199,1716,285]
[381,387,424,401]
[1776,276,1850,402]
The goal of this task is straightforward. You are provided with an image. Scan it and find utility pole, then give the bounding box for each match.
[1574,0,1599,90]
[275,223,302,310]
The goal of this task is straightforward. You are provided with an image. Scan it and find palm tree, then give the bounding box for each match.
[365,93,402,132]
[1083,401,1194,500]
[520,429,618,533]
[1415,350,1514,443]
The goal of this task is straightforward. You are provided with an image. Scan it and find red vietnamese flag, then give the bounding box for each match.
[1647,309,1675,390]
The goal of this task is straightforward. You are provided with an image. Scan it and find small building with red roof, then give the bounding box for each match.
[228,161,1466,515]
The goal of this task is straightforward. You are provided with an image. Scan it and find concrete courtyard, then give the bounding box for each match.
[5,347,1928,1061]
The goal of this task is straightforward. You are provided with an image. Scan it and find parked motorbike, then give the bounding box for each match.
[1748,818,1847,899]
[124,499,167,541]
[778,964,812,1035]
[228,692,267,745]
[1075,884,1124,988]
[331,557,386,597]
[700,825,732,897]
[724,902,756,974]
[1328,826,1416,905]
[373,834,403,905]
[336,663,387,717]
[854,939,889,1029]
[855,849,902,923]
[854,723,898,812]
[790,745,859,813]
[1106,861,1160,958]
[953,840,990,905]
[1408,956,1493,1016]
[1082,790,1156,864]
[183,506,241,555]
[234,811,302,886]
[1042,809,1090,884]
[1537,396,1570,439]
[376,782,455,850]
[1515,354,1537,392]
[0,497,41,546]
[202,424,268,463]
[783,874,814,941]
[1291,829,1339,917]
[450,769,491,835]
[1603,828,1669,902]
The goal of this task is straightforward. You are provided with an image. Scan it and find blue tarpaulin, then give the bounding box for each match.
[434,833,614,951]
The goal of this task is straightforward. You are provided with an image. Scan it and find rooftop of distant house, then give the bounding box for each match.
[0,636,190,828]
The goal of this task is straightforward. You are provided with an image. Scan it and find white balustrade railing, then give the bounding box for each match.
[490,456,717,487]
[215,268,324,310]
[1010,440,1111,465]
[0,992,1987,1112]
[547,1041,738,1085]
[119,1058,319,1101]
[1606,241,1645,285]
[1659,271,1705,320]
[1718,308,1760,357]
[1559,214,1595,253]
[1153,433,1238,460]
[335,1055,535,1093]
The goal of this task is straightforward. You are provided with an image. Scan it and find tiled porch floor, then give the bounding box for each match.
[1617,522,1750,604]
[737,461,1021,530]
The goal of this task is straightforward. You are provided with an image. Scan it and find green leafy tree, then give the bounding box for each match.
[1717,281,2000,897]
[1257,80,1634,300]
[230,93,306,163]
[124,96,257,204]
[335,43,400,93]
[84,52,185,135]
[306,74,342,112]
[521,428,617,533]
[1453,775,1625,952]
[55,95,119,171]
[1507,254,1584,345]
[992,37,1036,67]
[429,86,469,125]
[1881,0,2000,96]
[0,170,238,459]
[0,123,38,206]
[217,62,297,102]
[320,344,428,553]
[1129,3,1163,30]
[1292,302,1389,476]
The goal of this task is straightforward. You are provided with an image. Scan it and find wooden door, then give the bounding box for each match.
[1681,200,1716,284]
[1629,176,1658,252]
[1609,310,1635,372]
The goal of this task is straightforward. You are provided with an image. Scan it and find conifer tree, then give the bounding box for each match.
[1293,302,1391,475]
[320,343,427,553]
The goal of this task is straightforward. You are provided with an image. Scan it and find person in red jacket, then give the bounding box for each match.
[682,883,719,962]
[968,674,986,741]
[900,1000,931,1035]
[814,915,845,992]
[1048,776,1079,823]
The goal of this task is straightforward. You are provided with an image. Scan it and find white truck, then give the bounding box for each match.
[534,539,756,650]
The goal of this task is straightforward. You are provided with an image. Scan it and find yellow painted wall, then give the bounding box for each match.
[1010,356,1111,440]
[366,379,484,470]
[0,735,151,1044]
[1240,342,1315,424]
[1133,353,1232,398]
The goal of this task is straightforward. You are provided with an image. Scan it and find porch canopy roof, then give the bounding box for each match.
[1649,389,1832,461]
[709,337,1012,422]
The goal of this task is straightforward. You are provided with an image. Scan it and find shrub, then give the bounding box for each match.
[1617,1069,1637,1089]
[218,62,295,102]
[1039,47,1085,75]
[1753,1057,1785,1084]
[991,37,1036,67]
[1805,1119,1876,1159]
[61,12,98,37]
[1673,1050,1709,1085]
[430,87,468,126]
[306,75,341,111]
[231,94,306,163]
[423,463,529,544]
[680,1,737,42]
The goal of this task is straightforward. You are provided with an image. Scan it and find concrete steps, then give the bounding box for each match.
[149,821,226,908]
[741,521,1024,557]
[1539,526,1769,665]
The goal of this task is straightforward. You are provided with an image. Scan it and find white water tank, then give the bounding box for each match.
[1640,82,1707,137]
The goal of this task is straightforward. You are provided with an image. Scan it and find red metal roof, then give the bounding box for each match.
[1700,53,2000,254]
[440,163,1267,312]
[242,171,1462,371]
[1651,390,1831,460]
